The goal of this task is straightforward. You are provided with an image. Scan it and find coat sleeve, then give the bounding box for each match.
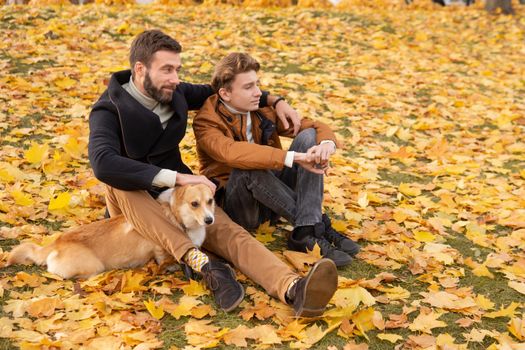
[193,112,287,170]
[180,83,215,110]
[88,103,162,191]
[276,115,340,147]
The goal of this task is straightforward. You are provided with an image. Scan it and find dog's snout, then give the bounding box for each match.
[205,216,214,225]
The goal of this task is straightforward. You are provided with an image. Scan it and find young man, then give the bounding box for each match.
[193,53,360,268]
[88,30,338,317]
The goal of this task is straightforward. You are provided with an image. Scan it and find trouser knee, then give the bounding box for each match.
[230,169,275,186]
[292,128,317,152]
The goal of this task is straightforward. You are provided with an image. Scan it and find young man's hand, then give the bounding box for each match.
[274,100,301,136]
[176,174,217,193]
[293,152,326,175]
[306,143,336,165]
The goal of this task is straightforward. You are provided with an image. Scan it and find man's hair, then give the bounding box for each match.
[129,30,182,74]
[211,53,260,92]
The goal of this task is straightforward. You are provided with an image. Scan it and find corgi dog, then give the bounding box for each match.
[157,184,215,247]
[7,184,215,279]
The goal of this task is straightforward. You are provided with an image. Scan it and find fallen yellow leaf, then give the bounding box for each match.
[143,299,164,320]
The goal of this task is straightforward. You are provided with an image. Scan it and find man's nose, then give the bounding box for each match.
[169,72,180,85]
[254,86,262,97]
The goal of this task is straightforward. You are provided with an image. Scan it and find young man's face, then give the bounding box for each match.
[220,70,262,113]
[134,50,181,104]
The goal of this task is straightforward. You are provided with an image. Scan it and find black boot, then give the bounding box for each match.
[181,262,199,280]
[201,261,244,312]
[288,223,352,267]
[322,214,360,257]
[287,259,338,317]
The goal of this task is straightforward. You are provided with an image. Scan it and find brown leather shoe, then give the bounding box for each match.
[201,261,244,312]
[288,258,338,317]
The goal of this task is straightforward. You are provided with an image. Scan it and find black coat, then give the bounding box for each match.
[88,70,269,193]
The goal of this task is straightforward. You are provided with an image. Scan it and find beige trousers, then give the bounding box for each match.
[104,185,297,303]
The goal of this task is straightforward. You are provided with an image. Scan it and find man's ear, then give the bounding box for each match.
[134,61,146,78]
[218,87,231,102]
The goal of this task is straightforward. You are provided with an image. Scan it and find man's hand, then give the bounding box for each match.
[176,174,217,193]
[293,152,326,175]
[274,100,301,136]
[306,143,336,165]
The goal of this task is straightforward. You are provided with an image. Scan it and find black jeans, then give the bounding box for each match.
[223,129,324,229]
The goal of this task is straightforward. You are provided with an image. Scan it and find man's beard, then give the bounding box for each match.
[143,72,173,104]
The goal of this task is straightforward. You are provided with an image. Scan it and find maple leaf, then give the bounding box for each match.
[351,307,376,340]
[475,294,495,310]
[421,290,478,311]
[413,230,436,243]
[24,142,49,165]
[120,270,148,292]
[375,286,410,301]
[239,301,275,321]
[277,320,308,341]
[143,299,165,320]
[10,188,35,207]
[170,295,201,320]
[406,334,436,348]
[63,136,84,159]
[48,192,72,211]
[357,191,369,208]
[54,76,77,90]
[0,162,28,183]
[508,315,525,341]
[290,323,331,348]
[463,328,499,343]
[254,221,276,243]
[484,302,520,319]
[223,325,252,347]
[377,333,402,344]
[508,281,525,295]
[306,242,323,260]
[190,304,216,319]
[181,279,208,297]
[399,183,421,197]
[251,324,282,345]
[342,342,369,350]
[283,249,320,271]
[0,318,13,338]
[331,286,376,309]
[408,309,447,334]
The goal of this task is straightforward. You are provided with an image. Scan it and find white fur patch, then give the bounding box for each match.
[157,188,174,204]
[46,250,60,275]
[187,227,206,247]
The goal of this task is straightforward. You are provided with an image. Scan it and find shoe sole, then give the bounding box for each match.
[295,258,338,317]
[222,285,245,312]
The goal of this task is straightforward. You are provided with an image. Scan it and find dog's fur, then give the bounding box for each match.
[7,184,215,279]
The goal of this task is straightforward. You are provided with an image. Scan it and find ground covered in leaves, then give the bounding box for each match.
[1,1,525,349]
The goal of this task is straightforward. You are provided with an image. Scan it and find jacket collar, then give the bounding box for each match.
[107,70,187,159]
[211,95,274,145]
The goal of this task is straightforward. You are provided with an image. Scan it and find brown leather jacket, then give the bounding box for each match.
[193,94,338,188]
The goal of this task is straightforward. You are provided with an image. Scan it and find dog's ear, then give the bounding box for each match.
[157,188,174,204]
[173,185,188,207]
